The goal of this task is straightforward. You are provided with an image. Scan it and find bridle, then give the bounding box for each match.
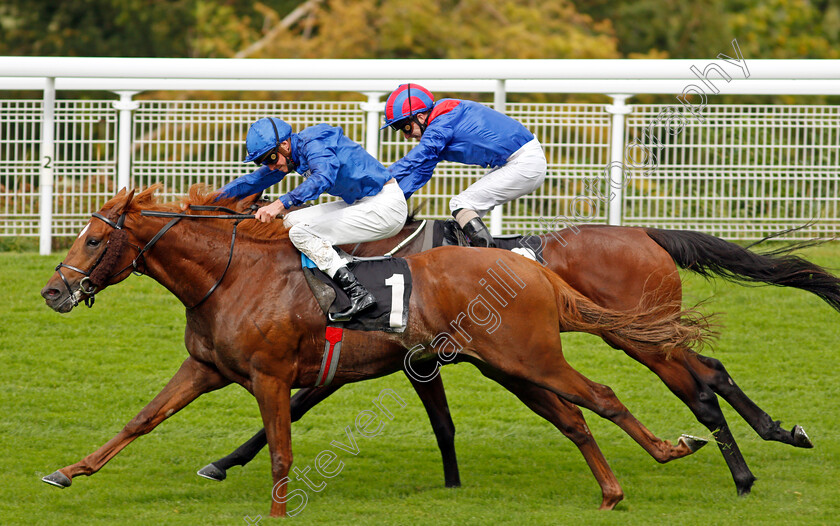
[54,205,254,311]
[54,211,132,309]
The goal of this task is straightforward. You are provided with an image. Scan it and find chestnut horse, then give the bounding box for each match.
[40,186,712,516]
[203,208,837,498]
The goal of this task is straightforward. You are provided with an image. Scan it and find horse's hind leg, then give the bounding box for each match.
[199,428,266,481]
[43,357,230,488]
[486,340,706,464]
[199,362,462,488]
[473,362,623,510]
[616,343,757,495]
[404,361,461,488]
[690,352,813,448]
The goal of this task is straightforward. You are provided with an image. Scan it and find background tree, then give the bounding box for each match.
[3,0,837,60]
[577,0,840,59]
[727,0,840,59]
[1,0,836,104]
[241,0,620,59]
[0,0,296,57]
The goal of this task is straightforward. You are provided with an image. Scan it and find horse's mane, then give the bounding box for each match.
[111,183,292,243]
[104,183,424,243]
[407,200,426,225]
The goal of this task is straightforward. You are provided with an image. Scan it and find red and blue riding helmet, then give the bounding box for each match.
[381,83,435,131]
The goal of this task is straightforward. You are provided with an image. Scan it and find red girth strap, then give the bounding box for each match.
[315,326,344,387]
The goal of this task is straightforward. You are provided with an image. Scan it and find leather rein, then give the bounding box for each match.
[54,205,254,311]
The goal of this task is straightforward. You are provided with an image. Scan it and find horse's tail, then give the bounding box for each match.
[644,227,840,313]
[549,274,715,355]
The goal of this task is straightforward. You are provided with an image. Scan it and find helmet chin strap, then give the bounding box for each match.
[405,83,427,136]
[411,113,427,135]
[279,143,296,172]
[265,118,296,171]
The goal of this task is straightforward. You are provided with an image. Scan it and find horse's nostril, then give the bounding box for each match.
[42,288,60,299]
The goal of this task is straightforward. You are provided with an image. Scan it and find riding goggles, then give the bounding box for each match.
[253,148,278,166]
[389,118,412,134]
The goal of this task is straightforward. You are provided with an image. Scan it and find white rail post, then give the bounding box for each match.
[605,94,632,226]
[39,77,56,255]
[490,79,506,235]
[113,91,140,191]
[361,92,385,159]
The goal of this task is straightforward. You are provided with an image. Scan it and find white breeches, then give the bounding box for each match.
[449,137,547,217]
[284,181,407,277]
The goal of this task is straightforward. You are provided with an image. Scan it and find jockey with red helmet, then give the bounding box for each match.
[382,83,547,248]
[219,117,407,321]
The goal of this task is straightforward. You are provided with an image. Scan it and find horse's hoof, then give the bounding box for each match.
[599,492,623,510]
[792,425,814,448]
[197,463,227,482]
[736,475,756,496]
[679,434,708,452]
[42,470,71,488]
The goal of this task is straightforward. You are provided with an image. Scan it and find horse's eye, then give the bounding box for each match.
[86,238,101,247]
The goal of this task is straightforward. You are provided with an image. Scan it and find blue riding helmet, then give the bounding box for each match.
[242,117,292,163]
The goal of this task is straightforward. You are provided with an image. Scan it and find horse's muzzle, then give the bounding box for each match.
[41,280,79,313]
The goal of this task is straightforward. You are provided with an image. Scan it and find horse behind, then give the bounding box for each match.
[207,209,833,498]
[40,186,713,517]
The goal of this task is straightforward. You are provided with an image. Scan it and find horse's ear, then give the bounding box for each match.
[133,184,163,207]
[109,188,136,217]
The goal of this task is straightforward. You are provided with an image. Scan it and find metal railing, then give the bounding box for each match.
[1,57,839,252]
[623,104,840,238]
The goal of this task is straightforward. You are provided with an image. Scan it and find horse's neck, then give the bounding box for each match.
[135,219,296,307]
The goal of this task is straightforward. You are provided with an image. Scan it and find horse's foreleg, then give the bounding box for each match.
[199,386,342,481]
[252,372,294,518]
[691,352,813,449]
[403,361,461,488]
[43,357,230,488]
[618,344,758,495]
[473,363,623,510]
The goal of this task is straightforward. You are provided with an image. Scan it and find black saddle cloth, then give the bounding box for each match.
[303,254,412,333]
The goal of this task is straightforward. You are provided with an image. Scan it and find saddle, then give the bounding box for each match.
[301,250,412,333]
[302,220,543,332]
[434,219,543,262]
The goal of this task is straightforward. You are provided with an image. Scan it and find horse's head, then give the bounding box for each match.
[41,188,138,313]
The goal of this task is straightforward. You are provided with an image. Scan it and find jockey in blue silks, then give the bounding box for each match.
[382,83,547,248]
[219,118,407,321]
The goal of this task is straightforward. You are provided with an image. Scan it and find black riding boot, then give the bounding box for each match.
[442,219,468,246]
[329,267,376,322]
[461,217,497,248]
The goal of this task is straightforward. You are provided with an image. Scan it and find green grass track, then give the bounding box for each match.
[0,244,838,525]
